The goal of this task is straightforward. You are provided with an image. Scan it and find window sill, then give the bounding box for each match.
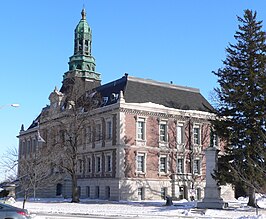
[136,172,146,177]
[159,141,168,147]
[158,172,169,176]
[136,139,146,146]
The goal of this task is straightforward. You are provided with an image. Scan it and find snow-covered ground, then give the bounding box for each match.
[7,196,266,219]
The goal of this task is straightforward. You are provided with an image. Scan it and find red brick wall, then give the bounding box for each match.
[123,113,213,181]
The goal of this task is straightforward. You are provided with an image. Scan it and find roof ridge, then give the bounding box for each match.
[127,75,200,93]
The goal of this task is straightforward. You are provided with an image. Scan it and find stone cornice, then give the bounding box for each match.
[40,103,120,126]
[119,103,215,121]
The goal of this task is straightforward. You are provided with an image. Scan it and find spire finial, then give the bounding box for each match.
[81,7,86,20]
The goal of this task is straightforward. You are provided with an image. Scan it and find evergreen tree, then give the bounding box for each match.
[213,9,266,207]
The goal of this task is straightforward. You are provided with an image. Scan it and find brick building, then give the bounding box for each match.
[17,8,226,201]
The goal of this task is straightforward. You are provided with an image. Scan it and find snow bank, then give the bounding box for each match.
[10,198,266,219]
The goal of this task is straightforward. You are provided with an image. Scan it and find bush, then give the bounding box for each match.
[0,189,9,198]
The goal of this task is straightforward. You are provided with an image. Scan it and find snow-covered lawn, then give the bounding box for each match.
[7,196,266,219]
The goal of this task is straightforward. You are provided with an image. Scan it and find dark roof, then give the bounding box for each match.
[96,75,214,112]
[26,75,213,132]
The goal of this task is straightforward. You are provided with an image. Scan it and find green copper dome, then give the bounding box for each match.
[66,8,100,80]
[75,8,91,36]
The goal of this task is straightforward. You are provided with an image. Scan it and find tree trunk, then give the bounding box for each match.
[33,184,36,201]
[247,187,256,207]
[71,174,80,203]
[22,191,28,209]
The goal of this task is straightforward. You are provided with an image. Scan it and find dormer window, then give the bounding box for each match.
[102,97,108,106]
[111,93,118,102]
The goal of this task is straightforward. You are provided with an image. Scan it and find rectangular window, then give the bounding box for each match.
[19,141,22,158]
[193,126,200,145]
[106,186,110,199]
[78,159,83,174]
[96,156,102,173]
[33,139,37,153]
[106,154,112,172]
[159,123,167,142]
[22,141,26,156]
[87,126,92,143]
[27,140,31,154]
[87,186,90,198]
[177,158,184,173]
[78,40,82,51]
[106,121,112,140]
[138,187,144,200]
[160,157,167,173]
[137,118,145,140]
[193,160,200,174]
[95,124,102,141]
[87,157,92,173]
[161,187,167,200]
[176,124,184,144]
[95,186,100,198]
[137,154,145,172]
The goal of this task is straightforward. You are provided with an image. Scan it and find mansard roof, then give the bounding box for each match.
[96,74,214,112]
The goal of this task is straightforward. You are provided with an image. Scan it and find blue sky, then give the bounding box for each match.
[0,0,265,180]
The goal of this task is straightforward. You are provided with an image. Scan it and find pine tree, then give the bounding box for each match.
[213,9,266,207]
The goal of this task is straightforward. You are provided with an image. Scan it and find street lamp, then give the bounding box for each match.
[0,103,20,109]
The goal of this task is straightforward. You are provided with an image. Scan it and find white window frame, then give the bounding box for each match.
[159,121,167,142]
[176,123,184,145]
[136,152,146,173]
[193,125,201,145]
[177,158,184,173]
[136,117,146,141]
[193,159,201,175]
[159,155,167,173]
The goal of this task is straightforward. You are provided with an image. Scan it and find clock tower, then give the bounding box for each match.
[61,8,101,94]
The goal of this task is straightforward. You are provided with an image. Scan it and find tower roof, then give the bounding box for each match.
[75,8,90,35]
[61,7,101,93]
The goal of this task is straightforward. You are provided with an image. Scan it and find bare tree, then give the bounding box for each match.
[17,145,60,208]
[1,145,60,208]
[50,81,100,203]
[0,147,18,182]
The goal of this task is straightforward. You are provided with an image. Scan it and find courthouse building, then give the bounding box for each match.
[17,8,224,201]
